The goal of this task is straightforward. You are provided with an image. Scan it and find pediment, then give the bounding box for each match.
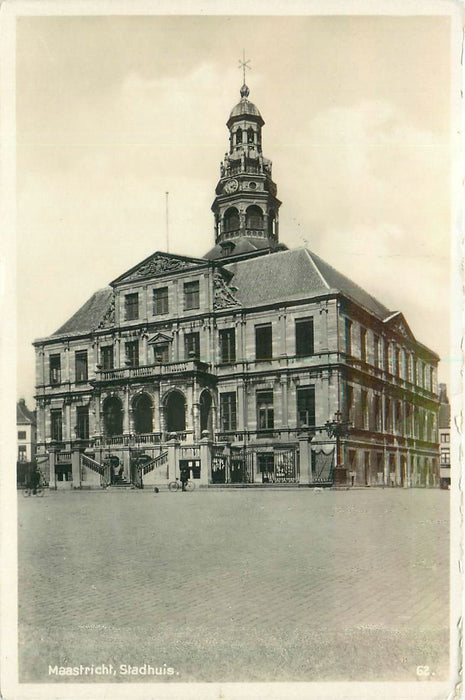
[111,252,206,286]
[147,332,173,345]
[383,312,415,341]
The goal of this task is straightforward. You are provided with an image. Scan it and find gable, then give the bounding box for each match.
[111,252,208,286]
[383,312,416,341]
[147,332,173,345]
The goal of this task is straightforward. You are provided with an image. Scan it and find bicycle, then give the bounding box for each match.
[168,477,195,492]
[23,485,44,497]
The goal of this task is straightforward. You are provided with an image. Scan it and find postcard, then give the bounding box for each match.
[1,2,462,699]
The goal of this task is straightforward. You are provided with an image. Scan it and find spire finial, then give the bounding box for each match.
[238,49,251,97]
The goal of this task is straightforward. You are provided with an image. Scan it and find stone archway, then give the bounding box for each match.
[132,393,153,434]
[165,390,186,433]
[102,395,123,437]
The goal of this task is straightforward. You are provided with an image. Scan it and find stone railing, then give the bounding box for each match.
[95,360,211,383]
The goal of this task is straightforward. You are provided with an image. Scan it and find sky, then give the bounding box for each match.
[15,12,457,406]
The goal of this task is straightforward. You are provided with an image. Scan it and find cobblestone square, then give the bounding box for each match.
[18,488,449,683]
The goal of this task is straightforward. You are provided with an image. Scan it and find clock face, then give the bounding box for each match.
[224,179,239,194]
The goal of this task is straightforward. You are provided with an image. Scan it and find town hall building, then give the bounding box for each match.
[34,80,440,489]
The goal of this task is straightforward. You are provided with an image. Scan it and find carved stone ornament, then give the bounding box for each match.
[124,254,194,282]
[213,272,240,310]
[98,295,115,328]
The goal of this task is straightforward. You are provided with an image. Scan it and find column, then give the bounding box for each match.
[237,379,245,431]
[123,387,130,434]
[71,447,81,488]
[280,376,288,433]
[199,436,212,486]
[167,437,180,481]
[298,432,312,485]
[48,445,57,489]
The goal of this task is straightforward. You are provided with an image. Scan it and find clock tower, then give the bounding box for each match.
[209,80,282,259]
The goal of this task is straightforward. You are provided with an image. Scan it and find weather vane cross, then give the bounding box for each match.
[238,50,251,84]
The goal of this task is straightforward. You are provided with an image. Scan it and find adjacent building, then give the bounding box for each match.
[438,383,451,489]
[33,81,440,489]
[16,398,37,486]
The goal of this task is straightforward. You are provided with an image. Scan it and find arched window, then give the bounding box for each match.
[102,396,123,437]
[165,391,186,433]
[246,205,264,230]
[224,207,240,233]
[268,211,277,237]
[235,128,243,145]
[132,393,153,434]
[247,127,254,143]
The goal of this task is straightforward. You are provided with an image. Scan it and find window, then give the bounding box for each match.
[394,348,400,377]
[76,406,89,440]
[100,346,114,371]
[404,350,410,382]
[373,395,382,431]
[395,401,402,434]
[429,366,435,392]
[295,318,314,357]
[153,287,168,315]
[297,387,315,428]
[18,430,26,440]
[440,433,450,443]
[247,127,254,143]
[345,319,352,355]
[50,354,61,384]
[125,293,139,321]
[219,328,236,363]
[18,445,27,462]
[125,340,139,367]
[75,350,88,383]
[384,397,392,432]
[257,390,274,430]
[153,343,169,363]
[344,385,354,422]
[51,409,62,441]
[255,324,272,361]
[185,332,200,360]
[384,340,391,373]
[236,128,243,144]
[361,390,368,429]
[220,393,237,432]
[360,328,367,362]
[184,281,200,310]
[373,335,380,368]
[441,449,450,464]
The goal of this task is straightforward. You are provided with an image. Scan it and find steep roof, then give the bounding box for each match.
[52,288,114,337]
[439,402,451,430]
[224,247,392,319]
[306,251,391,319]
[17,399,35,425]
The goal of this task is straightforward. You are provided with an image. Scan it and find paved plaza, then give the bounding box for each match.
[18,488,450,683]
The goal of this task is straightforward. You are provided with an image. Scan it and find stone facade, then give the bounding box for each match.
[33,84,440,489]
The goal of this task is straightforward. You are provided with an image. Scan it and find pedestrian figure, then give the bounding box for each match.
[29,466,41,495]
[180,467,189,492]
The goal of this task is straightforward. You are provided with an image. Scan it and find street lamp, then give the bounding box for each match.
[324,410,352,475]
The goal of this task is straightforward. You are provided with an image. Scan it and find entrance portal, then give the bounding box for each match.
[133,393,153,434]
[165,391,186,433]
[102,396,123,437]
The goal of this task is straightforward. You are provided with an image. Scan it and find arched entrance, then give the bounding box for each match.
[102,396,123,437]
[133,393,153,434]
[165,391,186,433]
[200,390,213,435]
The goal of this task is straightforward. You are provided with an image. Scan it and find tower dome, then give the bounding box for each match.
[206,83,282,260]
